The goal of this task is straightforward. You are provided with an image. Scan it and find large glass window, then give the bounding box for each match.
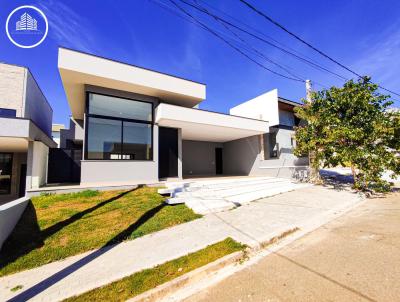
[87,118,122,160]
[123,122,152,160]
[88,93,152,121]
[85,93,153,160]
[0,153,13,195]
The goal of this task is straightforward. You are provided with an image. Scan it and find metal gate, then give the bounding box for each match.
[47,148,82,183]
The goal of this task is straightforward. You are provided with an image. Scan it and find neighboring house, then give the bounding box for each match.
[51,124,65,147]
[0,63,56,203]
[230,89,308,177]
[59,117,84,149]
[55,48,307,187]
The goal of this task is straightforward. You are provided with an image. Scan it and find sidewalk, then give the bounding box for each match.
[1,186,363,301]
[184,191,400,302]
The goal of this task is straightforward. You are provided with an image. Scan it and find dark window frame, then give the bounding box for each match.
[0,152,13,195]
[84,92,154,161]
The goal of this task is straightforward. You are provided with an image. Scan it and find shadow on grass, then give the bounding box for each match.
[7,203,166,302]
[0,189,135,272]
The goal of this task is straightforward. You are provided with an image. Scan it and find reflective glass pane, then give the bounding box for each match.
[122,122,152,160]
[89,93,152,121]
[87,117,122,159]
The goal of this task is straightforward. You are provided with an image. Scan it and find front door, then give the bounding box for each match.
[215,148,223,175]
[159,127,178,179]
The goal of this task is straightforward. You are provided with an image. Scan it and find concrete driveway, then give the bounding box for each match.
[185,191,400,302]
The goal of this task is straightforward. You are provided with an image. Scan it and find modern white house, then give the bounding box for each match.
[55,48,307,187]
[0,63,56,204]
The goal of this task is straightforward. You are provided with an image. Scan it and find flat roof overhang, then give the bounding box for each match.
[0,137,28,152]
[58,48,206,120]
[156,103,268,142]
[0,117,56,150]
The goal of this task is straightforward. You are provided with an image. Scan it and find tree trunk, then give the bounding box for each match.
[351,165,358,189]
[308,150,321,183]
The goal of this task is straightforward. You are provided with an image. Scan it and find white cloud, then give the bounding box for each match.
[38,1,100,53]
[352,23,400,103]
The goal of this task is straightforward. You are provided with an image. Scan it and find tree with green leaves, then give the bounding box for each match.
[294,77,400,192]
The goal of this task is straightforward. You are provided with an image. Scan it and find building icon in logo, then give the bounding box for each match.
[16,12,37,31]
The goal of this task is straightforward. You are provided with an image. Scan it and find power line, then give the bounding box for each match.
[151,0,349,93]
[195,0,327,69]
[239,0,361,78]
[238,0,400,98]
[150,0,306,77]
[192,0,305,81]
[167,0,305,82]
[149,0,253,46]
[174,0,348,81]
[153,0,333,89]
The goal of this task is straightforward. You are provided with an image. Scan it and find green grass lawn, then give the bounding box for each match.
[0,187,201,277]
[63,238,245,302]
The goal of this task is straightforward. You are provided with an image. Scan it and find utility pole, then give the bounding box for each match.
[305,79,312,102]
[305,79,319,182]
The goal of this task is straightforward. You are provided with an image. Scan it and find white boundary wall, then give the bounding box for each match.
[0,197,29,250]
[230,89,279,126]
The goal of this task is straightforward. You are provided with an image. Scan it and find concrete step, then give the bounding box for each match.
[158,188,175,195]
[173,180,294,199]
[161,178,285,197]
[164,177,276,190]
[226,183,310,205]
[165,197,186,205]
[186,199,236,215]
[183,178,288,192]
[166,196,236,214]
[164,177,310,215]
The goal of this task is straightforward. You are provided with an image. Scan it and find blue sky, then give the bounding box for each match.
[1,0,399,126]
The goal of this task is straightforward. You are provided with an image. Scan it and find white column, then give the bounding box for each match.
[26,141,49,189]
[177,128,183,180]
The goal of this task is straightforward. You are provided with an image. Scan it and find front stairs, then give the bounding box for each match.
[158,177,311,214]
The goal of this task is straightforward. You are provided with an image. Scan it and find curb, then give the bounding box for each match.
[127,250,245,302]
[127,227,300,302]
[127,193,365,302]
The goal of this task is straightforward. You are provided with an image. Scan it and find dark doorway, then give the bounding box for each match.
[215,147,223,175]
[48,148,82,183]
[19,164,27,197]
[159,127,178,178]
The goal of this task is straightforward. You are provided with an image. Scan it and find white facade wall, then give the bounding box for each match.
[24,71,53,137]
[0,64,25,117]
[223,133,308,179]
[26,141,49,189]
[230,89,279,126]
[182,140,223,176]
[0,197,30,250]
[0,64,53,137]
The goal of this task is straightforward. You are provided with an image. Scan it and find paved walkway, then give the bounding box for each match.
[185,191,400,302]
[1,186,363,301]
